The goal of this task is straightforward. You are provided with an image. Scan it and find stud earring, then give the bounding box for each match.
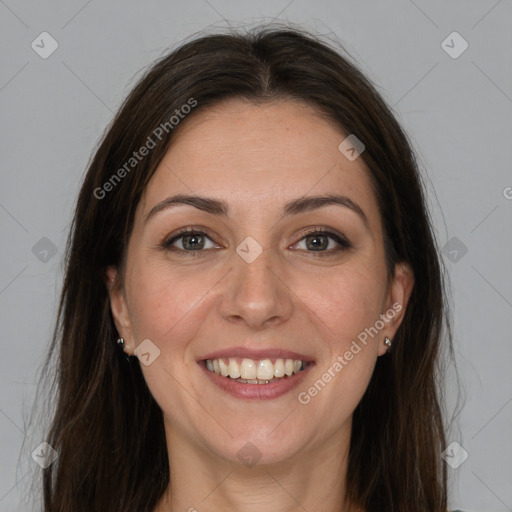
[116,337,133,360]
[384,336,392,351]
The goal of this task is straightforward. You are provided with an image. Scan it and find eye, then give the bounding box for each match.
[292,228,351,254]
[161,227,220,254]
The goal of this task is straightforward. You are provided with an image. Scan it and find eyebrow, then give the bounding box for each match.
[144,193,370,230]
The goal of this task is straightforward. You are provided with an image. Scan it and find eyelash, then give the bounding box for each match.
[160,226,351,257]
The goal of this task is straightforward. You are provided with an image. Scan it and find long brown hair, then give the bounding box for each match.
[23,23,461,511]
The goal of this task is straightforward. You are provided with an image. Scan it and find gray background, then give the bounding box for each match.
[1,1,511,511]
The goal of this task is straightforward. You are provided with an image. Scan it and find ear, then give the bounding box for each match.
[105,265,134,355]
[378,261,415,356]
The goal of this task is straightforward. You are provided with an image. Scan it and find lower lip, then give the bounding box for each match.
[200,361,314,400]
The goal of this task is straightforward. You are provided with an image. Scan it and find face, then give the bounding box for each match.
[107,99,414,466]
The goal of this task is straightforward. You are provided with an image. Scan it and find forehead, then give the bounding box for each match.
[137,99,381,231]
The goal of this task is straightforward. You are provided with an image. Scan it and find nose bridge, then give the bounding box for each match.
[220,238,293,328]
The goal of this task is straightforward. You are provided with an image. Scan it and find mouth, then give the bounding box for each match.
[198,348,315,400]
[204,357,310,384]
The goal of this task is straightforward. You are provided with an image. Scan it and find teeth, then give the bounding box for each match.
[256,359,274,380]
[205,357,308,380]
[274,358,285,377]
[237,378,276,384]
[228,359,241,379]
[218,359,229,377]
[240,358,257,380]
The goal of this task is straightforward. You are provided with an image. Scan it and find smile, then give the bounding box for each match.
[198,348,315,400]
[205,357,309,384]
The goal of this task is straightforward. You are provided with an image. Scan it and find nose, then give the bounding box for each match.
[219,245,294,330]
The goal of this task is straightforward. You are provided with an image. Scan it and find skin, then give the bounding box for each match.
[106,98,414,512]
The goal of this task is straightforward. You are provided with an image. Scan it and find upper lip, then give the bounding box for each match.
[199,346,314,362]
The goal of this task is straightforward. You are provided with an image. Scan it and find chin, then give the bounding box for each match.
[203,423,308,468]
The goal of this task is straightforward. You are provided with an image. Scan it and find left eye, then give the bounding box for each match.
[293,230,350,253]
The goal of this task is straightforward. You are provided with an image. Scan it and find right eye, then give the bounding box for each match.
[161,227,220,254]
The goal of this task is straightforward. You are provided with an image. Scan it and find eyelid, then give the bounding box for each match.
[298,226,348,240]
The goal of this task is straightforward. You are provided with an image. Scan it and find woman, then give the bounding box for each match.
[30,24,462,511]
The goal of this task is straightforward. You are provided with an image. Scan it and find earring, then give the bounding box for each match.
[116,337,133,361]
[384,336,392,351]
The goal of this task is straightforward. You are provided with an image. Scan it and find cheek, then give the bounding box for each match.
[126,259,223,347]
[125,260,222,412]
[297,264,384,350]
[294,268,382,428]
